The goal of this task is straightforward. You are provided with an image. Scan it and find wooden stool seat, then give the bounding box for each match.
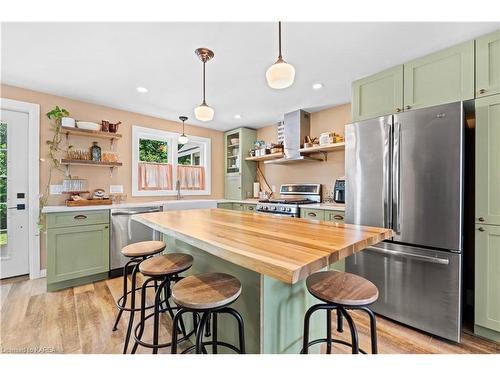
[121,240,165,257]
[172,273,242,310]
[139,253,194,277]
[306,270,378,306]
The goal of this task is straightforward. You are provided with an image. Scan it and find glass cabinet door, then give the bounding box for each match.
[226,131,240,174]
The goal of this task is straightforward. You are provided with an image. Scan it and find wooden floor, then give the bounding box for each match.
[1,276,499,354]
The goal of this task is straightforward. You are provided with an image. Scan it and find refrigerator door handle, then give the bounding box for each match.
[384,121,393,229]
[368,246,450,265]
[392,122,401,234]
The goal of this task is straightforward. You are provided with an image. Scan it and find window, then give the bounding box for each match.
[132,126,211,196]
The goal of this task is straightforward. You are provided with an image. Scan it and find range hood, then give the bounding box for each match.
[264,109,322,164]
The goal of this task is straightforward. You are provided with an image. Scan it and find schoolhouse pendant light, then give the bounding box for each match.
[178,116,189,145]
[194,48,215,122]
[266,22,295,89]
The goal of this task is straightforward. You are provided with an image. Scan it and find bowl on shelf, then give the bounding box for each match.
[230,138,239,145]
[76,121,101,131]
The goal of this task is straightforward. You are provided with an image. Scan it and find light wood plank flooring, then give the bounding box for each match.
[0,276,499,354]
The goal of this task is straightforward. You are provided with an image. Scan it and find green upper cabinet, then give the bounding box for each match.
[475,224,500,336]
[476,30,500,98]
[352,65,403,122]
[476,94,500,226]
[403,40,474,110]
[224,127,256,200]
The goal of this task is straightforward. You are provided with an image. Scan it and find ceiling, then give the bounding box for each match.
[2,22,499,131]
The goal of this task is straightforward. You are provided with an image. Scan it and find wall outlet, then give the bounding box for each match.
[49,184,63,195]
[109,185,124,194]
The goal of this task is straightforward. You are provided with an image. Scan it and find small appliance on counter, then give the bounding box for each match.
[333,178,345,203]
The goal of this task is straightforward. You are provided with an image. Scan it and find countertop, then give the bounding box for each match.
[133,209,391,284]
[42,198,345,213]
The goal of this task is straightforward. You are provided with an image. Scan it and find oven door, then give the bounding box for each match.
[345,241,462,342]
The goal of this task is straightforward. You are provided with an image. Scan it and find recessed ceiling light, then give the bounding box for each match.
[234,114,242,119]
[136,86,148,93]
[312,83,323,90]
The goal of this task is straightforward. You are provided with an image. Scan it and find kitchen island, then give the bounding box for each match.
[133,208,392,354]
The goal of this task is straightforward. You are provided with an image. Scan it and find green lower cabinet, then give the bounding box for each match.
[352,65,404,122]
[217,202,233,210]
[244,204,256,212]
[325,210,345,224]
[232,202,245,211]
[300,208,325,220]
[224,175,242,200]
[475,224,500,342]
[404,40,474,110]
[46,211,110,292]
[476,30,500,98]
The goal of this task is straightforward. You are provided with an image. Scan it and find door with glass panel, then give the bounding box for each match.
[0,110,30,279]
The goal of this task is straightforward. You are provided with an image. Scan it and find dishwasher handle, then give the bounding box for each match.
[368,246,450,265]
[111,208,161,216]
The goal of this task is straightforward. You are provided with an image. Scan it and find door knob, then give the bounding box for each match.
[395,108,402,113]
[478,227,485,232]
[405,105,411,110]
[479,88,487,94]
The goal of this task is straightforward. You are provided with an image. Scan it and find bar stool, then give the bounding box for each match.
[131,253,195,354]
[301,270,379,354]
[170,273,246,354]
[112,240,166,354]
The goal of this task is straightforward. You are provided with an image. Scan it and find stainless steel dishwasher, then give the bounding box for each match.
[110,206,162,277]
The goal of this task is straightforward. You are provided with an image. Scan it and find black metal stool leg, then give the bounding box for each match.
[337,309,344,333]
[131,277,155,354]
[220,307,245,354]
[171,307,188,354]
[326,309,332,354]
[301,304,320,354]
[123,262,140,354]
[195,312,210,354]
[357,306,378,354]
[339,307,359,354]
[113,258,137,331]
[152,277,170,354]
[212,312,218,354]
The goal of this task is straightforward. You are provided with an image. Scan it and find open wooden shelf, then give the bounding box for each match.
[61,127,122,140]
[245,152,284,161]
[299,142,345,154]
[60,159,123,167]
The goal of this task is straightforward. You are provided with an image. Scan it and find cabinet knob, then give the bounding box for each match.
[405,105,411,110]
[478,217,485,222]
[333,215,344,220]
[74,214,87,220]
[479,88,487,94]
[104,225,109,229]
[395,108,402,113]
[478,227,485,232]
[308,212,317,217]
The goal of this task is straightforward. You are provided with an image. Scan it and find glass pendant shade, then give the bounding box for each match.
[266,59,296,89]
[194,102,215,122]
[178,133,189,144]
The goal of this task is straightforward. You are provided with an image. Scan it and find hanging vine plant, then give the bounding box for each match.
[39,106,73,228]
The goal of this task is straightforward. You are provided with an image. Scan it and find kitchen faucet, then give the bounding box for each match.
[175,180,183,200]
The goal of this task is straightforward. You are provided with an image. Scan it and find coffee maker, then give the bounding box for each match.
[333,178,345,203]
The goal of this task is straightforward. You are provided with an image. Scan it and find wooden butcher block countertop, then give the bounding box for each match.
[133,209,393,284]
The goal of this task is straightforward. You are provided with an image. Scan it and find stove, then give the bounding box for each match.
[256,184,321,217]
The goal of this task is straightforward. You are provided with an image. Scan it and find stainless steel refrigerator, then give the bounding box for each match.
[345,101,464,342]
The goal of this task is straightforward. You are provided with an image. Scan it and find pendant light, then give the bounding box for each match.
[178,116,189,145]
[194,48,215,122]
[266,22,295,89]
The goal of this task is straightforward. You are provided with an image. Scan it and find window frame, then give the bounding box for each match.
[132,125,211,197]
